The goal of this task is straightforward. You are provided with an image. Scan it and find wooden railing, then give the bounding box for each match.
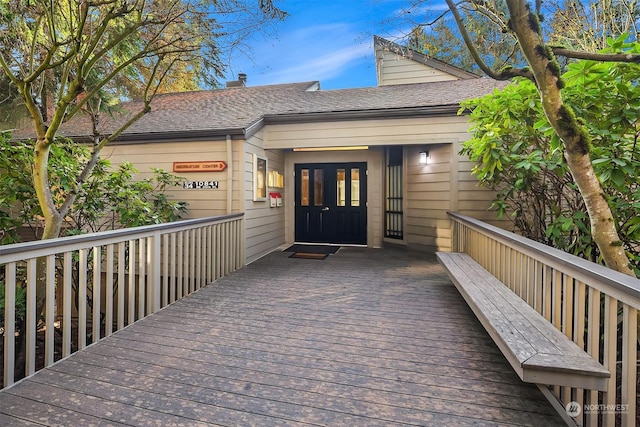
[449,212,640,427]
[0,213,244,389]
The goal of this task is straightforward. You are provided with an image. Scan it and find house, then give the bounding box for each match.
[52,36,507,263]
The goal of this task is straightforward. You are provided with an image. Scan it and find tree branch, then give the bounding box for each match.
[551,47,640,63]
[444,0,535,81]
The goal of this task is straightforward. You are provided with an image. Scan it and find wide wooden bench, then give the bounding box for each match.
[436,252,610,391]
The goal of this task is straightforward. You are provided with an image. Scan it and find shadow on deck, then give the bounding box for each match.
[0,247,564,426]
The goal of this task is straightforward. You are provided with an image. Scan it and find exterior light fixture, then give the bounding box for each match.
[419,151,430,165]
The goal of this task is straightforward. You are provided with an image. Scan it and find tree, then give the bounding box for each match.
[547,0,640,52]
[405,4,524,74]
[0,131,188,245]
[436,0,640,276]
[461,50,640,274]
[0,0,285,323]
[0,0,285,242]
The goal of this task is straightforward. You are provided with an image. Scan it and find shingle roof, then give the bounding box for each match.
[18,78,507,141]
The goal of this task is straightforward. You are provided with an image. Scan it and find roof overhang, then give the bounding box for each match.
[57,127,248,145]
[262,104,462,125]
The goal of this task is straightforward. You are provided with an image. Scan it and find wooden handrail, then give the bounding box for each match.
[448,212,638,427]
[1,213,245,389]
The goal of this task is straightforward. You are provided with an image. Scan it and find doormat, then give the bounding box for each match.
[284,244,340,255]
[289,252,329,260]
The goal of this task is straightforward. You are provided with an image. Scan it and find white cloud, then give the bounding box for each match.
[227,23,373,86]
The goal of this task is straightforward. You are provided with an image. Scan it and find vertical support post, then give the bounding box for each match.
[147,232,161,314]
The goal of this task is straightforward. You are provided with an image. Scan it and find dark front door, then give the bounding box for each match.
[295,163,367,244]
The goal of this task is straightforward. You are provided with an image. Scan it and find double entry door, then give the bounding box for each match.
[294,162,367,245]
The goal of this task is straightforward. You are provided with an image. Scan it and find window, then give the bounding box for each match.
[351,168,360,207]
[301,169,309,206]
[385,147,403,239]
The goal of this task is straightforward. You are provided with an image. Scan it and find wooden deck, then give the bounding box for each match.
[0,247,565,426]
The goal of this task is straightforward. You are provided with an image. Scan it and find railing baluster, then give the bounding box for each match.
[177,231,184,299]
[25,259,36,376]
[138,238,146,319]
[4,262,16,387]
[189,228,196,293]
[196,227,202,290]
[128,240,136,324]
[78,249,87,350]
[206,225,213,284]
[162,233,169,307]
[170,232,177,304]
[184,230,191,295]
[621,305,637,427]
[562,275,574,340]
[45,255,55,366]
[105,244,114,337]
[117,242,125,330]
[602,295,618,426]
[62,252,72,357]
[92,246,101,344]
[214,224,221,280]
[147,233,161,314]
[543,265,552,321]
[586,287,601,427]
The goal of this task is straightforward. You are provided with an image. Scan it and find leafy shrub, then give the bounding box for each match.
[461,36,640,274]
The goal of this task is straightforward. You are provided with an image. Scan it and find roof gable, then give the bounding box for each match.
[374,35,478,85]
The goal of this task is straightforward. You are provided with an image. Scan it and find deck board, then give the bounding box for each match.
[0,247,565,426]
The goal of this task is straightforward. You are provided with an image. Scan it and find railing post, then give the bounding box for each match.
[147,231,161,314]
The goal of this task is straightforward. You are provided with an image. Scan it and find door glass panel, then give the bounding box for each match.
[314,169,324,206]
[337,169,346,206]
[351,168,360,207]
[301,169,309,206]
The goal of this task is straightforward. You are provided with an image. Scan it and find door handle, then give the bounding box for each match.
[322,207,330,211]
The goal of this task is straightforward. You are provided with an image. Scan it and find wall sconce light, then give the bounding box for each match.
[419,150,430,165]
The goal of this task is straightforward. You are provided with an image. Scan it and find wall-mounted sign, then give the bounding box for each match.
[183,181,219,189]
[173,161,227,173]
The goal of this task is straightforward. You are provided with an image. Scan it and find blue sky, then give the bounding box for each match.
[223,1,444,89]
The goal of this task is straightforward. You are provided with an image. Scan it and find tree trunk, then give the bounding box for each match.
[33,138,63,240]
[32,138,63,323]
[506,0,635,276]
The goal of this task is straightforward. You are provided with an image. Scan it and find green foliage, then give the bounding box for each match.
[0,280,27,329]
[0,132,187,244]
[461,40,640,274]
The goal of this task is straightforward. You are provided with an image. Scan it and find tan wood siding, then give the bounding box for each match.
[244,131,287,263]
[377,51,460,86]
[264,116,471,150]
[404,143,502,253]
[102,139,242,219]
